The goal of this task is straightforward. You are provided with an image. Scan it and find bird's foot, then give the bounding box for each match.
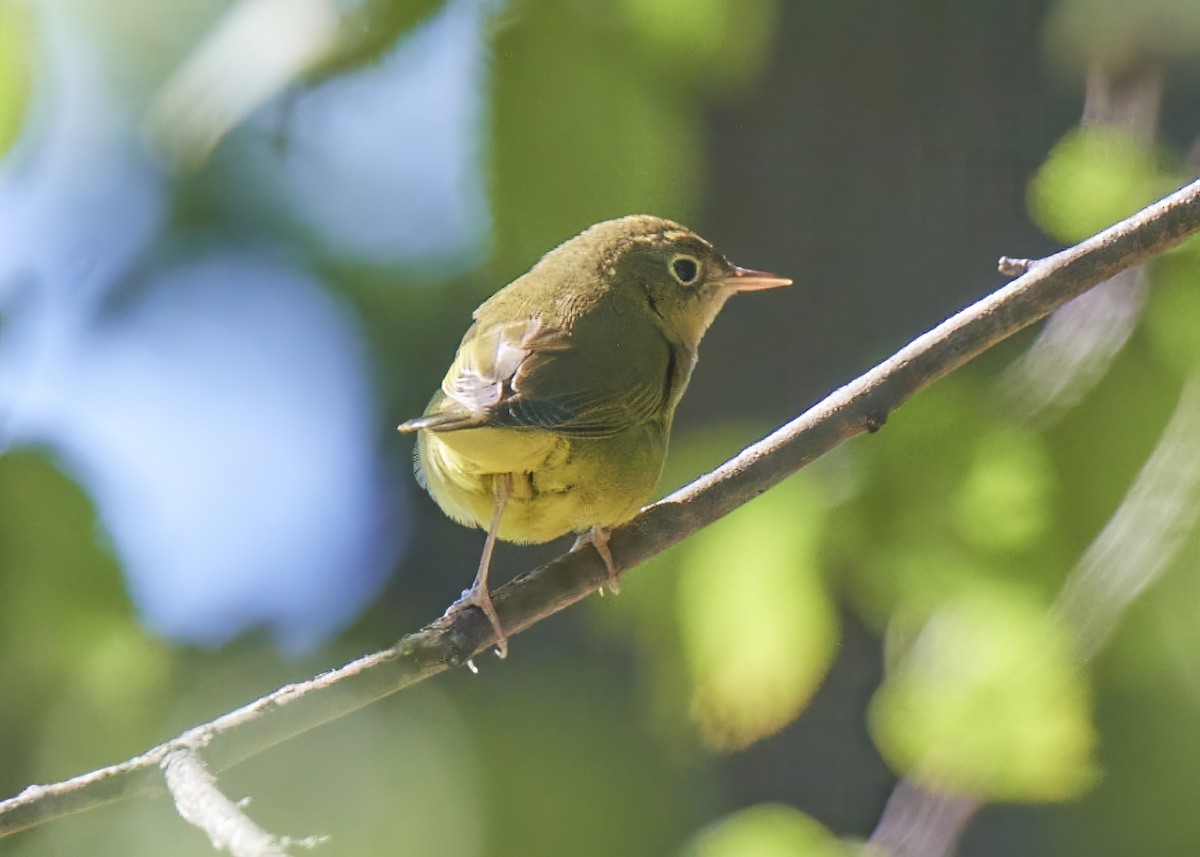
[571,526,620,595]
[445,584,508,659]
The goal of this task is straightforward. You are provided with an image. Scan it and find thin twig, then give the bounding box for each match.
[162,747,321,857]
[869,357,1200,857]
[872,67,1174,857]
[997,256,1036,277]
[869,781,980,857]
[1055,371,1200,659]
[999,61,1163,426]
[4,176,1200,840]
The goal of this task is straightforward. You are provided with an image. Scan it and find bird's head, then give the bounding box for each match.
[580,215,792,350]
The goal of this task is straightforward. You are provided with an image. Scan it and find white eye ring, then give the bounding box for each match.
[669,254,701,285]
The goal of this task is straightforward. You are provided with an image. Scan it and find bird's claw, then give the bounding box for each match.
[571,527,620,595]
[445,585,508,659]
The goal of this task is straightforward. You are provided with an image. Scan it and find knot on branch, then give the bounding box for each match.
[998,256,1038,277]
[864,410,889,434]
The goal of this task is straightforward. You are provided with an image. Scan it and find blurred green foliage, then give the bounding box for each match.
[952,425,1057,553]
[1145,253,1200,374]
[1045,0,1200,71]
[0,452,173,781]
[0,0,33,158]
[680,804,851,857]
[1030,127,1177,243]
[8,0,1200,855]
[489,0,705,278]
[617,0,778,89]
[869,583,1096,801]
[677,475,837,751]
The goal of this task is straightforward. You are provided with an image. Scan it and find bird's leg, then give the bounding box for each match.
[448,473,512,658]
[570,525,620,595]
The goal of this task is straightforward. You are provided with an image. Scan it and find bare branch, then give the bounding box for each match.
[999,267,1147,424]
[1000,62,1163,425]
[869,781,979,857]
[867,361,1200,857]
[4,176,1200,841]
[1055,371,1200,659]
[871,69,1176,857]
[162,747,323,857]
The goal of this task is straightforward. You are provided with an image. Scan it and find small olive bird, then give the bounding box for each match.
[399,215,790,656]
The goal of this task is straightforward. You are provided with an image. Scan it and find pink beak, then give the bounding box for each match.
[717,266,793,292]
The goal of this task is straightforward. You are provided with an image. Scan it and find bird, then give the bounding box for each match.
[398,215,791,656]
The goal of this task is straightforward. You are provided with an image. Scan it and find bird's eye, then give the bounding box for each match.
[669,254,700,285]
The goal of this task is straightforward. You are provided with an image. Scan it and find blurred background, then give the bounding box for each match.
[3,0,1200,854]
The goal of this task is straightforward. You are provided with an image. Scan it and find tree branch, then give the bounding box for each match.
[999,61,1163,425]
[869,780,980,857]
[4,176,1200,841]
[163,747,325,856]
[869,340,1200,857]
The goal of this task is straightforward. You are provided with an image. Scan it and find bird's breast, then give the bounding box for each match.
[417,421,667,544]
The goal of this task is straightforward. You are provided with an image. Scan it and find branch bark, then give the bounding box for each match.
[4,176,1200,841]
[869,780,980,857]
[999,61,1164,425]
[163,747,323,857]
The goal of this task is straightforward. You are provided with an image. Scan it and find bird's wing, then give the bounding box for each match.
[413,317,670,438]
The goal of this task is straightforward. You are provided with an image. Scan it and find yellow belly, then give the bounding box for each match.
[416,422,667,544]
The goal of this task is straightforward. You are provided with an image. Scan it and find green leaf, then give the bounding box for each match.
[489,0,703,280]
[681,804,850,857]
[869,583,1098,802]
[0,0,35,159]
[837,380,1064,625]
[677,475,838,751]
[618,0,779,89]
[852,542,997,633]
[1029,127,1171,245]
[0,451,170,782]
[1145,255,1200,376]
[952,425,1056,553]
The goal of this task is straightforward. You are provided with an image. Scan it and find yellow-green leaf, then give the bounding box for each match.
[1029,127,1170,245]
[0,0,35,158]
[1145,255,1200,376]
[869,584,1098,802]
[618,0,778,88]
[677,476,838,751]
[952,426,1055,553]
[490,0,703,280]
[681,804,850,857]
